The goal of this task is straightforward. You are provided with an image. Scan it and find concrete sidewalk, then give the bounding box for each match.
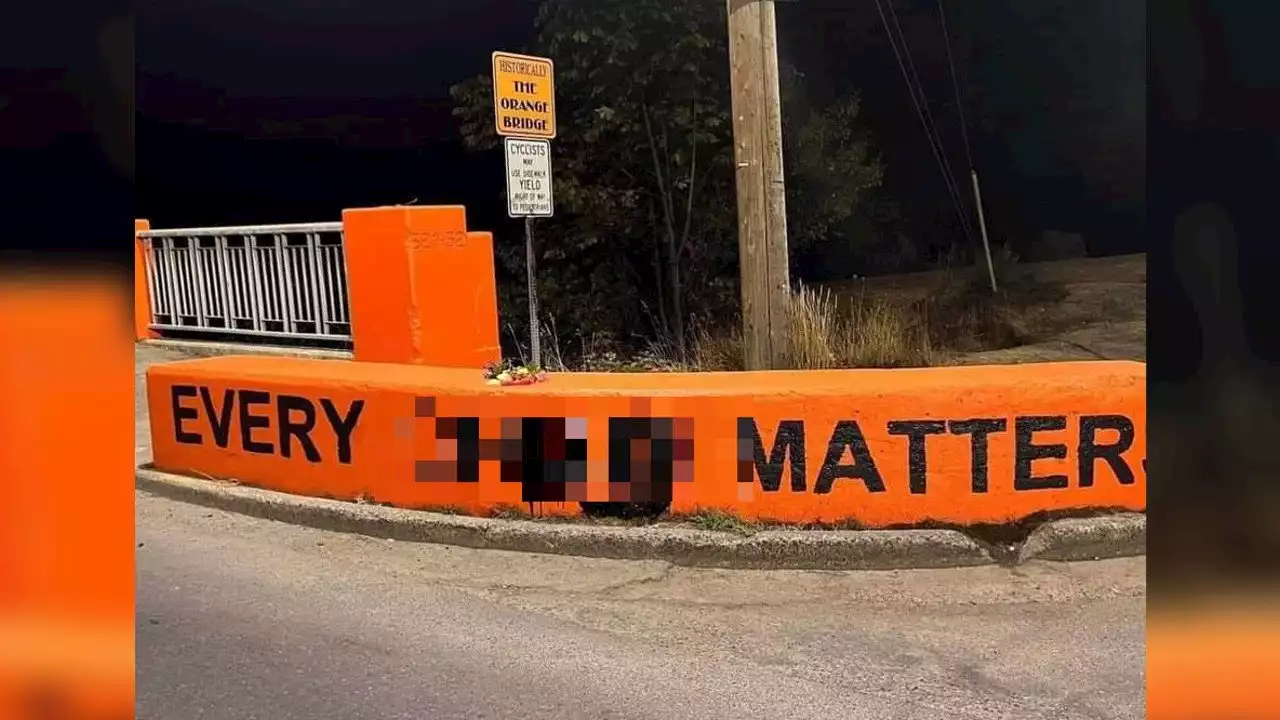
[136,343,192,466]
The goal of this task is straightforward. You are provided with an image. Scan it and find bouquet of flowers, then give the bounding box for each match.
[483,359,550,387]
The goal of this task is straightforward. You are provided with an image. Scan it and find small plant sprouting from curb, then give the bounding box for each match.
[420,505,470,516]
[483,359,549,387]
[489,505,533,520]
[682,510,756,536]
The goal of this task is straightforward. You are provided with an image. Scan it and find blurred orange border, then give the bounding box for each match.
[0,275,135,719]
[1149,603,1280,719]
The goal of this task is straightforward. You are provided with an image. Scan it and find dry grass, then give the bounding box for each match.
[785,284,937,368]
[664,270,1043,371]
[688,324,745,371]
[828,254,1145,364]
[553,255,1144,372]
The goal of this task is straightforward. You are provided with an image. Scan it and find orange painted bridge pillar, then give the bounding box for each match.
[134,219,157,341]
[342,205,500,368]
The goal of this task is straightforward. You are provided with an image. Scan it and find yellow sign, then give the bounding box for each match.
[491,51,557,140]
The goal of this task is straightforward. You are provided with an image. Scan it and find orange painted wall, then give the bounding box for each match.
[147,356,1146,527]
[463,231,501,369]
[133,219,156,341]
[342,206,500,368]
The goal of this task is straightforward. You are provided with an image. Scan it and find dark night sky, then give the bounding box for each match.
[141,0,536,99]
[137,0,1147,258]
[139,0,541,235]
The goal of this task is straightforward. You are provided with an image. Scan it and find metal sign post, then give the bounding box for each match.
[523,217,541,366]
[503,137,554,367]
[493,51,557,367]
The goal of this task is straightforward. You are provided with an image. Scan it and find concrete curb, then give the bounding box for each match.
[1016,513,1147,562]
[139,339,353,361]
[136,469,1144,570]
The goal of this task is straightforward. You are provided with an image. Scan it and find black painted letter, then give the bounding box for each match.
[171,385,201,445]
[237,390,275,455]
[455,417,481,483]
[815,420,885,494]
[320,399,365,465]
[1014,416,1068,491]
[738,418,806,492]
[277,395,321,462]
[949,419,1008,493]
[199,387,235,448]
[887,420,947,494]
[1078,415,1136,487]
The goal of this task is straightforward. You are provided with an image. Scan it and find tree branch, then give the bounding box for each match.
[640,102,670,210]
[679,98,699,259]
[641,102,681,249]
[641,100,687,354]
[645,193,671,339]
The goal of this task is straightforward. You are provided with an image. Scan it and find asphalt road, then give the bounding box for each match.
[137,492,1145,720]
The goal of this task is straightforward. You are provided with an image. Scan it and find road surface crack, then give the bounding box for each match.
[598,562,676,595]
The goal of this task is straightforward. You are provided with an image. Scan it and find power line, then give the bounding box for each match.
[936,0,975,173]
[885,0,970,232]
[873,0,972,241]
[933,0,998,293]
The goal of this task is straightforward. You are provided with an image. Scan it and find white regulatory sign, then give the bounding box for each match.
[504,138,554,218]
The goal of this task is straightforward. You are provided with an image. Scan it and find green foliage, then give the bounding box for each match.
[449,76,500,153]
[450,0,883,355]
[783,93,885,252]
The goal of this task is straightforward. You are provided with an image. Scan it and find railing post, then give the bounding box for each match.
[341,206,500,368]
[134,219,157,341]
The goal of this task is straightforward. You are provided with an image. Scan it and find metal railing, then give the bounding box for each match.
[138,222,352,342]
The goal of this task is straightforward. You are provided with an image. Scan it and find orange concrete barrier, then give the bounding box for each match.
[342,205,500,368]
[133,218,156,342]
[146,356,1145,527]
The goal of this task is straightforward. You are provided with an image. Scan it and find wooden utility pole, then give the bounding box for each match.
[727,0,791,370]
